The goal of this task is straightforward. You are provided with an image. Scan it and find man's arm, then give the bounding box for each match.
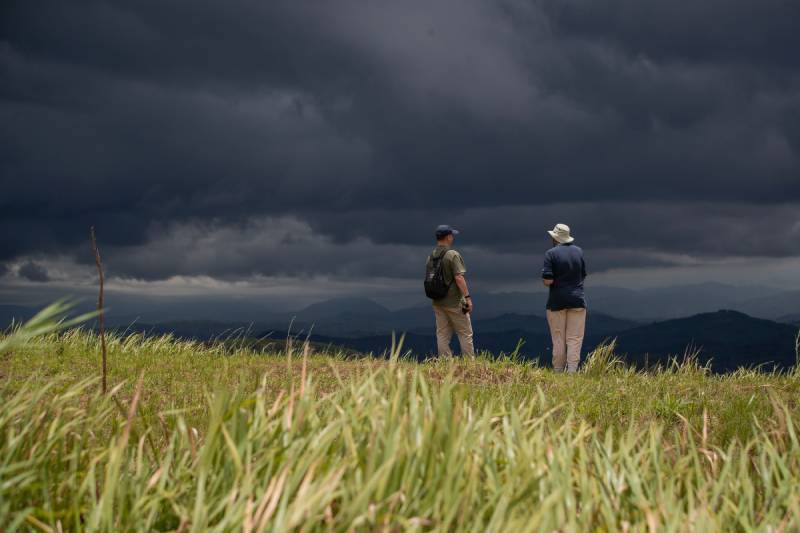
[454,274,473,312]
[449,251,472,311]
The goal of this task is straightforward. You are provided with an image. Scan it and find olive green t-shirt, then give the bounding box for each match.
[428,245,467,308]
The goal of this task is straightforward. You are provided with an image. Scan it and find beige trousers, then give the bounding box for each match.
[546,308,586,373]
[433,305,474,356]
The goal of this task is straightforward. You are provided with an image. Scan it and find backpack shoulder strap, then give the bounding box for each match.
[441,249,458,263]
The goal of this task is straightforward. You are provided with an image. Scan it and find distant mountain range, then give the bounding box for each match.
[3,282,799,327]
[76,307,796,374]
[611,310,799,371]
[2,287,799,373]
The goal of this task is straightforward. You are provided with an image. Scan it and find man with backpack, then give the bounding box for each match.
[425,225,474,356]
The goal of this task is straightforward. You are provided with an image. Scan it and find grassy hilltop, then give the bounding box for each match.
[2,329,800,531]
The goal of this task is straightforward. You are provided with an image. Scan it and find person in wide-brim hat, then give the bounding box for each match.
[541,223,586,372]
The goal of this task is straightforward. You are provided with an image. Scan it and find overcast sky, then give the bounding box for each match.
[2,0,799,310]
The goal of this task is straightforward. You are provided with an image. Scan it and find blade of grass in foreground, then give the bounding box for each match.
[1,346,799,531]
[0,300,97,353]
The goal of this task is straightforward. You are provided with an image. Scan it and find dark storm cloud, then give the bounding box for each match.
[17,260,50,282]
[1,0,799,283]
[302,202,800,258]
[542,0,800,67]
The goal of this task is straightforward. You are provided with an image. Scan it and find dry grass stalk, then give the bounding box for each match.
[301,341,309,396]
[90,226,108,394]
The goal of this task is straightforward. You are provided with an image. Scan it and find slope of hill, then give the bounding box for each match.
[293,297,392,322]
[614,310,798,372]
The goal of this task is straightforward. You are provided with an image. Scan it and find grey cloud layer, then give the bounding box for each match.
[23,206,797,284]
[2,0,799,283]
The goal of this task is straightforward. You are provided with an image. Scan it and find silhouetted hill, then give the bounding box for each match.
[294,297,391,322]
[613,310,798,372]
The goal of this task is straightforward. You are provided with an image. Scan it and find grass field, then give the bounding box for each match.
[2,323,800,531]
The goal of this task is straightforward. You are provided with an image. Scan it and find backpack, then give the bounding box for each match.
[424,250,452,300]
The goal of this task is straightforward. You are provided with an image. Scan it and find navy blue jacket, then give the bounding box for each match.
[542,243,587,310]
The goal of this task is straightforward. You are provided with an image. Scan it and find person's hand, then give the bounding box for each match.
[464,297,473,314]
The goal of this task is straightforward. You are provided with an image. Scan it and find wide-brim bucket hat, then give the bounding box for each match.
[547,223,574,244]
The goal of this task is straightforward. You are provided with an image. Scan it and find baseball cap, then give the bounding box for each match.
[435,225,460,239]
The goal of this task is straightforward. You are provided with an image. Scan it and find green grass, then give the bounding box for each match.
[2,329,800,531]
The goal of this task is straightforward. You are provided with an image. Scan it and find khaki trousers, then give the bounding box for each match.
[546,308,586,373]
[433,305,474,356]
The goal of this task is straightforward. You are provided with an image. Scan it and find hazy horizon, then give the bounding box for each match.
[2,279,797,324]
